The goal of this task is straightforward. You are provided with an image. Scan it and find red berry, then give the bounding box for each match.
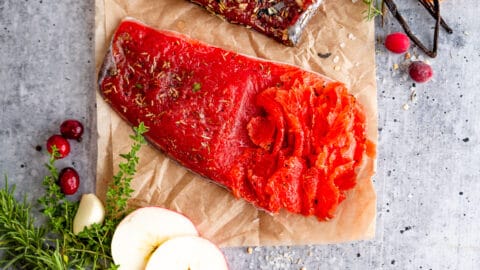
[58,167,80,195]
[385,32,410,54]
[46,135,70,159]
[408,61,433,83]
[60,119,84,141]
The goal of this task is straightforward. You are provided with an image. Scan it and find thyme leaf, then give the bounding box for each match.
[192,82,202,93]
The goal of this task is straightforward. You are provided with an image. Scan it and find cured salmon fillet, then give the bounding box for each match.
[187,0,324,46]
[98,19,369,220]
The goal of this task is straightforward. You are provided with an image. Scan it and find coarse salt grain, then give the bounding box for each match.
[176,20,185,31]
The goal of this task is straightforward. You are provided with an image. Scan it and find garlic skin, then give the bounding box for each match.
[73,193,105,235]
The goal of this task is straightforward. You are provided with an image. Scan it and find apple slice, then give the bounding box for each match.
[145,235,228,270]
[111,207,198,270]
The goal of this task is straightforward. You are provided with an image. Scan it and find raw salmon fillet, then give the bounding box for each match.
[98,19,369,220]
[187,0,324,46]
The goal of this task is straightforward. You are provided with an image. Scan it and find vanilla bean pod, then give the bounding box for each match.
[417,0,453,34]
[384,0,441,58]
[381,1,388,27]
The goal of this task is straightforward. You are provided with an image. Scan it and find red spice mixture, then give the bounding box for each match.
[99,20,370,220]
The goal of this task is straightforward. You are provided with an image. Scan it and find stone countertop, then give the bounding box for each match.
[1,0,479,269]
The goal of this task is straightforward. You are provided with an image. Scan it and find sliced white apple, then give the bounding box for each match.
[145,235,228,270]
[73,193,105,235]
[111,207,198,270]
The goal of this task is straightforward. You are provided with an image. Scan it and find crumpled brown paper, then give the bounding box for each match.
[95,0,377,246]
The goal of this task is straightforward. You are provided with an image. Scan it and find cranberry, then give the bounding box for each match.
[46,134,70,159]
[60,119,84,141]
[58,167,80,195]
[408,61,433,83]
[385,32,410,54]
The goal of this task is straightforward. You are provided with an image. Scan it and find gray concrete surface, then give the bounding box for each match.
[1,0,479,269]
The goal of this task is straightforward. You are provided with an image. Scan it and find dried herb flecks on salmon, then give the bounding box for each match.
[98,19,374,221]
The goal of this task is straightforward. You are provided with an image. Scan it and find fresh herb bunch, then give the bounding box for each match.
[0,122,148,269]
[363,0,383,20]
[0,180,64,269]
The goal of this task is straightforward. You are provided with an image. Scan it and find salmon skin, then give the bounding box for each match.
[187,0,323,46]
[98,19,368,220]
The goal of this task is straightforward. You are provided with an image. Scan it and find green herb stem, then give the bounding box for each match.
[363,0,383,21]
[106,122,148,222]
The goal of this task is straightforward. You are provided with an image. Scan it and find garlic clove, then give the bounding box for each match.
[73,193,105,235]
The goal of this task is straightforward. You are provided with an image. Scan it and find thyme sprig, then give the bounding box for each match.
[363,0,383,21]
[38,146,78,234]
[106,122,148,222]
[0,122,148,269]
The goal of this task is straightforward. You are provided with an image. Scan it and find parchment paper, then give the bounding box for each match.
[95,0,377,246]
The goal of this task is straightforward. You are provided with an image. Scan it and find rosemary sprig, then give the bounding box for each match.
[0,122,148,269]
[0,180,60,270]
